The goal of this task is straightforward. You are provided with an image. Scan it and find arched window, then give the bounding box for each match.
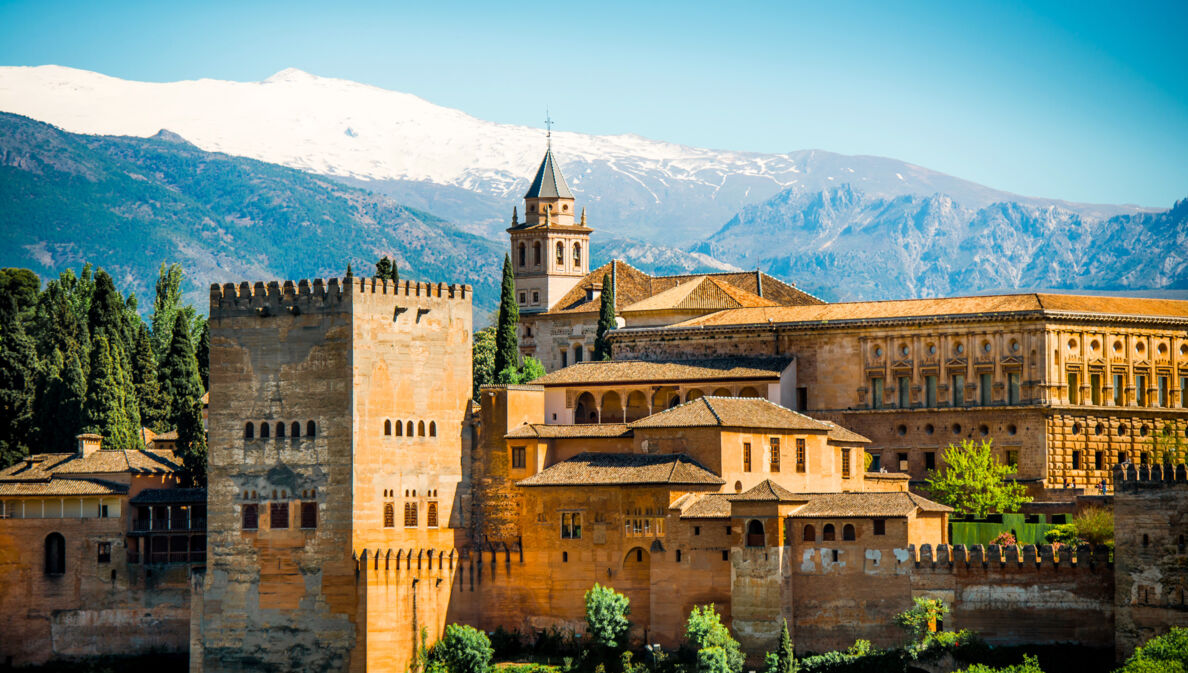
[746,520,765,547]
[803,525,816,542]
[429,422,437,437]
[45,532,65,575]
[418,421,426,437]
[533,241,542,266]
[276,422,285,438]
[406,421,414,437]
[383,503,395,528]
[291,421,300,438]
[556,242,564,266]
[244,422,254,440]
[518,243,526,267]
[395,420,403,437]
[843,524,856,541]
[823,524,836,541]
[306,420,316,437]
[261,423,270,439]
[573,242,582,267]
[384,420,392,436]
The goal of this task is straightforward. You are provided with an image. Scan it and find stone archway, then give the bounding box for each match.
[625,391,650,422]
[575,392,598,423]
[601,391,623,423]
[618,547,651,632]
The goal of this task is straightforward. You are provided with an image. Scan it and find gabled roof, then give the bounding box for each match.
[819,421,873,445]
[505,423,632,439]
[628,396,832,432]
[622,277,779,313]
[0,478,128,497]
[0,448,183,482]
[518,452,724,487]
[728,479,802,503]
[530,357,791,386]
[790,491,952,518]
[524,148,574,199]
[676,493,733,519]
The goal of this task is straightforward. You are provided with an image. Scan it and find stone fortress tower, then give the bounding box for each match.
[193,276,473,672]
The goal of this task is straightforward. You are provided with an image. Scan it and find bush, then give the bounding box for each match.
[991,531,1017,546]
[1117,627,1188,673]
[585,583,632,650]
[433,624,494,673]
[686,605,744,673]
[1071,507,1113,548]
[895,597,950,645]
[957,654,1045,673]
[697,647,730,673]
[1043,524,1083,547]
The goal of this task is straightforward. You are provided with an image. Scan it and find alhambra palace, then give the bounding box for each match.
[3,146,1188,671]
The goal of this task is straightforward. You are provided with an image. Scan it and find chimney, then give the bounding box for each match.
[76,433,103,457]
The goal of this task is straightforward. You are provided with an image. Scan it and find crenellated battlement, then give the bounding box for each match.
[1114,462,1188,490]
[908,542,1112,571]
[209,276,472,316]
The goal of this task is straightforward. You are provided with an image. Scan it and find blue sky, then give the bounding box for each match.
[1,0,1185,207]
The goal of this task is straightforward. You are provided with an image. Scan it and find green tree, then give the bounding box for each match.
[132,322,168,430]
[493,254,520,382]
[585,583,632,651]
[686,605,744,673]
[0,293,37,468]
[31,347,86,452]
[175,397,207,486]
[956,655,1045,673]
[431,623,493,673]
[195,318,210,392]
[697,647,730,673]
[895,597,949,645]
[472,326,496,400]
[775,618,796,673]
[593,273,616,361]
[497,356,546,386]
[88,269,131,347]
[81,334,140,450]
[0,268,41,317]
[31,267,90,362]
[1116,627,1188,673]
[926,439,1031,518]
[375,256,400,283]
[159,312,203,431]
[151,263,196,362]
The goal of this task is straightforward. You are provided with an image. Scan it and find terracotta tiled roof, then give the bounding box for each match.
[547,261,655,314]
[820,421,872,444]
[629,397,832,432]
[0,478,128,497]
[518,452,724,487]
[0,449,181,480]
[677,493,732,519]
[0,454,74,481]
[728,479,801,502]
[505,423,632,439]
[530,357,790,386]
[789,491,952,518]
[651,271,822,306]
[622,277,778,313]
[130,487,206,505]
[667,293,1188,328]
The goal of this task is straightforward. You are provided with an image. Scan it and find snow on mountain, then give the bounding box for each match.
[0,65,1149,245]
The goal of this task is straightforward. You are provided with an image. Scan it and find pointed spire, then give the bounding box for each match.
[580,207,587,227]
[524,148,574,199]
[512,206,518,226]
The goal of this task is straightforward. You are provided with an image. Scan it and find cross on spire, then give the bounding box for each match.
[544,109,554,148]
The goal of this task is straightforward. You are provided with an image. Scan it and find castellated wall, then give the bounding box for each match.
[1114,465,1188,660]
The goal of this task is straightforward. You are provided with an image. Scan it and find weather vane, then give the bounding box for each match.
[544,108,554,148]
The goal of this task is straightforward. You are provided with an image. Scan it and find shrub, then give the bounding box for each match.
[585,583,632,650]
[686,605,744,673]
[956,654,1045,673]
[1043,523,1083,547]
[991,531,1017,546]
[696,647,730,673]
[1117,627,1188,673]
[433,624,494,673]
[895,597,950,645]
[1071,506,1114,547]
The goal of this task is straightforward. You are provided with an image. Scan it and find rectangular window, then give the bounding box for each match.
[980,373,993,405]
[427,502,439,528]
[1008,372,1021,405]
[1136,374,1148,406]
[561,512,582,539]
[97,542,111,563]
[897,452,909,472]
[99,503,109,518]
[1118,451,1128,464]
[404,502,418,527]
[742,442,752,472]
[924,451,936,471]
[797,387,808,411]
[561,350,568,367]
[300,502,317,529]
[532,291,540,305]
[925,375,937,407]
[795,438,806,473]
[952,374,965,406]
[511,446,526,469]
[518,292,526,304]
[897,376,910,408]
[270,502,289,529]
[869,454,881,471]
[770,437,781,473]
[243,503,258,530]
[1006,451,1019,469]
[1089,373,1102,406]
[1067,372,1080,404]
[871,377,884,408]
[873,519,886,536]
[841,449,851,478]
[1071,451,1081,470]
[1158,376,1169,407]
[1095,451,1104,470]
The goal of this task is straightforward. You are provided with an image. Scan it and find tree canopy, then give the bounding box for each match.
[585,583,632,650]
[925,439,1031,518]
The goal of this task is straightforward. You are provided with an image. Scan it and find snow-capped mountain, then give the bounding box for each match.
[0,65,1149,244]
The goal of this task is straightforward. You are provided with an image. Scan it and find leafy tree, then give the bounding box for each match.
[159,312,203,431]
[375,256,400,283]
[1116,627,1188,673]
[686,605,744,673]
[585,583,632,651]
[1045,506,1114,548]
[31,347,86,452]
[81,335,140,450]
[926,439,1031,518]
[31,267,90,362]
[895,597,949,645]
[955,655,1045,673]
[175,397,207,486]
[88,269,132,348]
[472,326,496,400]
[593,273,616,361]
[151,263,196,362]
[497,356,546,386]
[195,318,210,392]
[493,254,520,382]
[0,268,41,317]
[132,322,169,431]
[697,646,730,673]
[431,623,493,673]
[0,292,37,468]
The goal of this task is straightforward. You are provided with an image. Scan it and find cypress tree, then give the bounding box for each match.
[82,335,139,450]
[493,254,520,382]
[175,397,207,487]
[151,263,185,361]
[32,347,86,452]
[132,322,168,430]
[593,273,616,361]
[375,256,394,281]
[88,269,128,346]
[159,312,203,431]
[776,618,795,673]
[0,293,37,468]
[195,319,210,392]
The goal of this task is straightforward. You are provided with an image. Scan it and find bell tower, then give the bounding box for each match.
[507,143,591,314]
